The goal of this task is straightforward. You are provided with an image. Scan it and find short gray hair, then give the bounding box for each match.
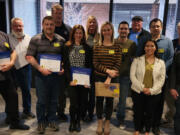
[11,17,23,25]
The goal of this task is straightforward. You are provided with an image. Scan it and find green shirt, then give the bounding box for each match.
[143,60,154,88]
[114,38,136,77]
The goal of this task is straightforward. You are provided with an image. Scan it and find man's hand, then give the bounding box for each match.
[170,89,179,100]
[38,66,52,76]
[0,62,14,72]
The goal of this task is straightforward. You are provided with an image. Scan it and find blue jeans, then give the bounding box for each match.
[116,76,130,122]
[35,73,61,124]
[15,64,32,113]
[174,86,180,135]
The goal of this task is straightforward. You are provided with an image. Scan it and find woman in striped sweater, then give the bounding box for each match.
[93,22,122,135]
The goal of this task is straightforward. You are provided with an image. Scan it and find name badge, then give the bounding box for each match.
[109,50,115,54]
[79,49,85,54]
[158,49,164,53]
[4,42,10,48]
[122,48,128,53]
[53,42,60,47]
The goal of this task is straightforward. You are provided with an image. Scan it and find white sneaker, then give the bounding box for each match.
[119,123,126,130]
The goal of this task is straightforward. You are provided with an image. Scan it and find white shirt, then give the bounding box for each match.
[8,34,31,69]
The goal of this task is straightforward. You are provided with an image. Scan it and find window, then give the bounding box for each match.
[13,0,38,36]
[165,0,177,39]
[112,0,160,37]
[64,0,110,31]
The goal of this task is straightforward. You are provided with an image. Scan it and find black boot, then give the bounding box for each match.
[69,121,76,132]
[75,119,81,132]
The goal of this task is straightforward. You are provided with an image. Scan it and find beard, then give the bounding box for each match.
[12,30,24,38]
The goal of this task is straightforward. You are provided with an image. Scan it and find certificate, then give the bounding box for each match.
[0,52,10,70]
[39,54,61,72]
[71,67,91,86]
[95,82,120,97]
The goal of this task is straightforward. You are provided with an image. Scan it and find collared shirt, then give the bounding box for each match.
[156,35,174,72]
[0,31,14,81]
[129,30,140,45]
[26,33,65,61]
[8,34,31,69]
[129,28,151,57]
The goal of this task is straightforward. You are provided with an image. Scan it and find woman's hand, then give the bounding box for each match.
[104,76,111,88]
[58,68,64,75]
[143,88,151,95]
[106,69,118,78]
[70,81,77,86]
[84,85,90,88]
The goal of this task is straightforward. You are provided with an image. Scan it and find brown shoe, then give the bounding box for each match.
[104,120,110,135]
[96,119,103,135]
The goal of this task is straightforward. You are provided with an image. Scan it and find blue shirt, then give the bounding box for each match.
[129,31,140,45]
[156,35,174,72]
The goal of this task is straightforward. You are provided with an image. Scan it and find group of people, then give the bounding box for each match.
[0,3,180,135]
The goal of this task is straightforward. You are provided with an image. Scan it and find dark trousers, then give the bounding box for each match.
[132,91,161,132]
[35,73,61,123]
[0,79,19,124]
[86,79,95,118]
[69,85,89,122]
[57,74,66,115]
[174,86,180,135]
[14,64,32,113]
[96,96,113,120]
[152,79,167,128]
[95,75,118,120]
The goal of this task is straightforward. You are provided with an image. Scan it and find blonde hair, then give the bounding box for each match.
[51,4,63,14]
[86,16,99,41]
[99,22,114,46]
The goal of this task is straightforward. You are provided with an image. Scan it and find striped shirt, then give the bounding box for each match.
[93,44,122,77]
[26,33,65,61]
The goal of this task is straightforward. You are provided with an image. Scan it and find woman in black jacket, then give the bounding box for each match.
[63,24,92,133]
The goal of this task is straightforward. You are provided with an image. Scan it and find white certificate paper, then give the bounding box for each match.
[0,52,10,70]
[71,67,91,86]
[39,54,61,72]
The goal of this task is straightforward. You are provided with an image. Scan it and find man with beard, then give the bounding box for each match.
[115,21,136,129]
[8,17,35,119]
[0,30,29,130]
